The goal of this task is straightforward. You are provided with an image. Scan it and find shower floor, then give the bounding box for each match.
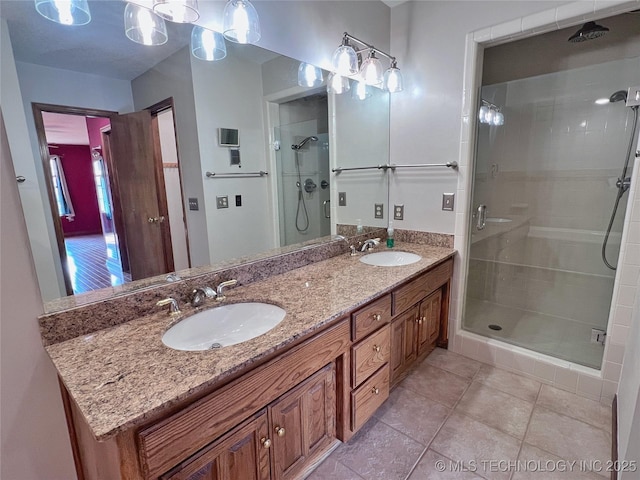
[464,298,604,369]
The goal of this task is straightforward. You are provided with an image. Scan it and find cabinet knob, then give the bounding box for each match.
[275,426,285,437]
[261,437,271,448]
[372,313,382,322]
[373,345,381,353]
[371,386,380,395]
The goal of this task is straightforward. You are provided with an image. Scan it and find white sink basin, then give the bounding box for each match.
[486,217,512,223]
[162,302,286,351]
[360,251,422,267]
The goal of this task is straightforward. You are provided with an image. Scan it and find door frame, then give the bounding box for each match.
[32,103,117,296]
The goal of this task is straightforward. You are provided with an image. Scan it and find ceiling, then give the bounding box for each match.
[1,0,280,81]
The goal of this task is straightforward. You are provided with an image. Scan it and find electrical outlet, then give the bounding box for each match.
[188,198,199,211]
[374,203,384,219]
[442,193,455,211]
[338,192,347,206]
[394,204,404,220]
[216,196,229,209]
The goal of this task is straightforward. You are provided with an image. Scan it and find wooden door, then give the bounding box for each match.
[390,306,418,387]
[109,110,173,280]
[418,289,442,356]
[161,410,271,480]
[269,364,336,480]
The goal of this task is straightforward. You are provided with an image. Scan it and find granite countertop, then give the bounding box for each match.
[46,242,454,441]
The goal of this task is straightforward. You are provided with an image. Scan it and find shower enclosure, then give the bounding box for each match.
[274,124,330,246]
[463,57,639,369]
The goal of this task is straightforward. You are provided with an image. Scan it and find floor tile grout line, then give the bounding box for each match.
[403,360,478,480]
[510,382,542,480]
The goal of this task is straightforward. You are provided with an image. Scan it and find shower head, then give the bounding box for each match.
[568,21,610,43]
[610,90,628,103]
[291,136,318,150]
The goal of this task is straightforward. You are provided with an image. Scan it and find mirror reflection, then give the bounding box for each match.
[1,0,390,303]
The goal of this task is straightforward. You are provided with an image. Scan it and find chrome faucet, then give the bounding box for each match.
[156,297,181,316]
[191,286,216,307]
[360,238,381,252]
[216,279,238,301]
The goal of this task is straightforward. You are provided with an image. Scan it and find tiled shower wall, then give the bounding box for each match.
[450,0,640,405]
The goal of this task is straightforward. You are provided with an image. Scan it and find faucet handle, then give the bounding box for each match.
[156,297,181,316]
[216,279,238,301]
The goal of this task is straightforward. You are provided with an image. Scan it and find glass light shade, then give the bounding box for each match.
[485,108,495,124]
[478,105,489,123]
[125,3,168,46]
[297,63,324,88]
[384,66,403,93]
[332,44,358,76]
[35,0,91,25]
[327,73,350,94]
[191,26,227,61]
[360,51,383,86]
[492,111,504,126]
[153,0,199,23]
[222,0,261,44]
[352,81,371,101]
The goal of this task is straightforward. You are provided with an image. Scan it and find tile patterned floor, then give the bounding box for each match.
[307,348,612,480]
[65,234,131,294]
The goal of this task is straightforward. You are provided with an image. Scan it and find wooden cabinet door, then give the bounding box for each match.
[390,306,418,386]
[161,410,271,480]
[418,289,442,356]
[269,364,335,480]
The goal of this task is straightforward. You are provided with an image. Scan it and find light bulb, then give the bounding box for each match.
[478,105,489,123]
[35,0,91,25]
[332,40,358,76]
[360,50,383,86]
[297,63,323,88]
[384,63,403,93]
[124,3,168,46]
[153,0,199,23]
[492,111,504,126]
[327,73,350,94]
[223,0,261,44]
[191,26,226,61]
[485,108,495,124]
[352,81,370,101]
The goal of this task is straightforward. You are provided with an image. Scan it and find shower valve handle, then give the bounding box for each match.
[476,204,487,230]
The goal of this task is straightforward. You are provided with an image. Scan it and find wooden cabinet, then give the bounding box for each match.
[417,289,442,356]
[163,365,336,480]
[161,411,271,480]
[389,307,418,384]
[269,365,335,480]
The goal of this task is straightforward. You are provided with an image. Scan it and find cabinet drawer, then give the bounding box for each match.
[352,294,392,342]
[351,324,390,388]
[351,365,389,432]
[392,259,452,315]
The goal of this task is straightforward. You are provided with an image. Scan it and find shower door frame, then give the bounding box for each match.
[449,0,640,401]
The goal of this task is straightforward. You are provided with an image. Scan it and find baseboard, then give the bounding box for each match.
[612,394,618,480]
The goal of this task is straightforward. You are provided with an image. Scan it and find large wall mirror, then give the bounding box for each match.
[1,0,390,304]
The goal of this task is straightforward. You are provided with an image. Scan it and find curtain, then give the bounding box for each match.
[49,155,75,220]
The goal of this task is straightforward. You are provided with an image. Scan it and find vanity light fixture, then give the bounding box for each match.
[297,63,324,88]
[327,73,350,94]
[34,0,91,26]
[222,0,261,44]
[479,100,504,126]
[191,26,227,61]
[152,0,199,23]
[331,32,403,94]
[124,2,168,46]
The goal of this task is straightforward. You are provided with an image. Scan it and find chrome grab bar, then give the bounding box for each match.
[476,204,487,230]
[323,200,330,219]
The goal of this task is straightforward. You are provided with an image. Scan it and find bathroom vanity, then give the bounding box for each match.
[43,242,453,480]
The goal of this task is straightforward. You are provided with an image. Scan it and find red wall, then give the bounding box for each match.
[51,144,102,237]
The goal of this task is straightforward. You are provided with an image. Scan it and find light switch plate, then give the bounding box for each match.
[374,203,384,219]
[188,198,199,211]
[216,196,229,209]
[442,193,455,211]
[394,204,404,220]
[338,192,347,206]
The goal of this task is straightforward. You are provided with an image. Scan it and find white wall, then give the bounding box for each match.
[0,112,77,479]
[388,1,569,234]
[190,52,275,263]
